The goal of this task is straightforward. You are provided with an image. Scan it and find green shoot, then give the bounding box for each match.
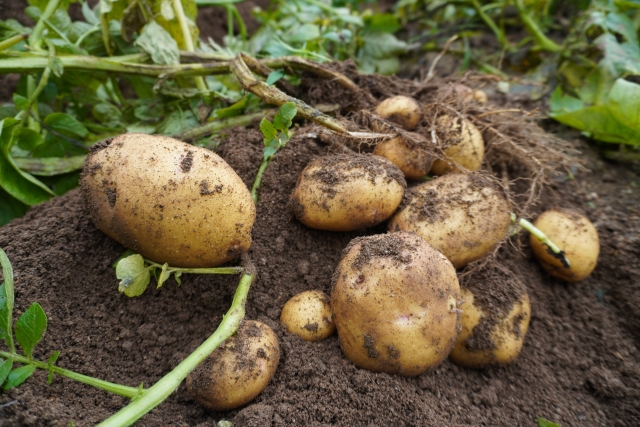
[251,102,297,203]
[538,418,561,427]
[510,213,570,268]
[115,253,245,298]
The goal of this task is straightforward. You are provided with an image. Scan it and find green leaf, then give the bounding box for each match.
[538,418,561,427]
[283,23,320,44]
[157,263,170,288]
[47,350,60,385]
[134,20,180,66]
[13,94,29,111]
[214,95,248,119]
[365,13,401,34]
[0,358,12,387]
[116,254,151,297]
[360,31,407,59]
[92,103,122,127]
[15,128,44,152]
[263,140,279,160]
[174,271,182,285]
[82,1,100,25]
[0,248,15,345]
[43,113,89,139]
[266,70,285,86]
[273,102,297,131]
[13,155,85,177]
[112,250,135,268]
[3,364,36,390]
[152,0,199,51]
[0,188,29,227]
[15,302,48,359]
[259,118,277,140]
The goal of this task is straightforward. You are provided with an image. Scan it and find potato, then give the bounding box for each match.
[430,115,484,176]
[186,320,280,411]
[449,264,531,368]
[437,84,487,104]
[389,173,510,268]
[530,209,599,282]
[81,133,255,268]
[331,232,461,376]
[373,134,434,180]
[280,290,335,341]
[373,95,421,131]
[290,154,406,231]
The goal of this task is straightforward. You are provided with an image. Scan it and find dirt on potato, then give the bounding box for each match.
[1,69,640,427]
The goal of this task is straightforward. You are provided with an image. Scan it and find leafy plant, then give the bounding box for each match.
[538,417,562,427]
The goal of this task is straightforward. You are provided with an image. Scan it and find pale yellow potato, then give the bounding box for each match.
[431,115,485,176]
[331,232,461,376]
[290,154,406,231]
[373,95,421,131]
[449,264,531,368]
[388,173,510,268]
[186,320,280,411]
[437,84,487,104]
[373,134,434,180]
[530,209,600,282]
[81,133,255,268]
[280,290,335,341]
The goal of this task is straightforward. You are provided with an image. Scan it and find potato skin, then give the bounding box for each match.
[331,232,461,376]
[530,209,599,282]
[388,173,510,268]
[431,115,484,176]
[80,133,255,268]
[449,285,531,369]
[186,321,280,411]
[280,290,335,341]
[290,154,406,231]
[373,95,421,131]
[373,135,434,180]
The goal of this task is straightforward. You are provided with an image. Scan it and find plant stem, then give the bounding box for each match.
[97,271,255,427]
[251,158,271,203]
[145,259,245,275]
[0,249,16,354]
[28,0,62,50]
[178,110,269,141]
[510,213,570,268]
[0,351,141,399]
[172,0,208,93]
[26,76,40,132]
[0,34,28,52]
[514,0,560,53]
[469,0,511,52]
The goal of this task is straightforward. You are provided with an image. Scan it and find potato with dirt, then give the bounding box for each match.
[290,153,406,231]
[373,133,434,180]
[280,290,336,341]
[80,133,255,268]
[530,209,600,282]
[388,173,510,268]
[186,320,280,411]
[372,95,421,130]
[331,232,461,376]
[449,263,531,368]
[430,115,485,175]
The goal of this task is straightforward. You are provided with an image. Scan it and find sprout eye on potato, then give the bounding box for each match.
[331,232,461,376]
[186,320,280,411]
[389,173,511,268]
[449,263,531,369]
[431,115,485,176]
[81,133,255,268]
[290,153,406,231]
[373,133,434,180]
[280,290,335,341]
[530,209,600,282]
[373,95,421,131]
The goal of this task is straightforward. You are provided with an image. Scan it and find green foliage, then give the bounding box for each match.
[15,303,48,359]
[538,417,561,427]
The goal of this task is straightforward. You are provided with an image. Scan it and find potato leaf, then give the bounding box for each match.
[0,249,15,345]
[273,102,297,132]
[134,20,180,65]
[14,302,48,359]
[0,358,12,387]
[3,364,36,391]
[0,188,29,226]
[537,418,561,427]
[116,254,151,297]
[259,118,277,141]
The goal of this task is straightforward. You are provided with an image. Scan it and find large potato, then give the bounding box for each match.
[373,95,421,131]
[186,320,280,411]
[373,134,434,180]
[389,173,510,268]
[331,232,461,376]
[290,154,406,231]
[530,209,599,282]
[449,264,531,368]
[81,133,255,268]
[431,115,484,176]
[280,290,335,341]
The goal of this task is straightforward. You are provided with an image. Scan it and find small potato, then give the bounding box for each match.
[373,134,434,180]
[530,209,600,282]
[186,321,280,411]
[290,154,406,231]
[331,232,461,376]
[373,95,421,131]
[437,84,487,104]
[449,264,531,368]
[389,173,510,268]
[280,290,335,341]
[431,115,484,176]
[81,133,255,268]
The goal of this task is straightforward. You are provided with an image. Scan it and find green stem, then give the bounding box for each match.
[510,213,570,268]
[251,158,271,203]
[145,259,245,275]
[26,76,40,132]
[514,0,560,53]
[0,351,141,399]
[97,272,254,427]
[230,5,247,38]
[0,249,16,354]
[469,0,511,52]
[178,110,268,141]
[28,0,62,49]
[172,0,208,93]
[0,34,28,51]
